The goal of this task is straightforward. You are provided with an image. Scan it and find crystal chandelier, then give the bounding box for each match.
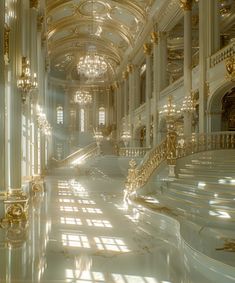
[121,129,131,147]
[74,90,92,105]
[17,56,38,101]
[77,52,107,79]
[160,96,179,117]
[181,95,195,112]
[36,105,52,136]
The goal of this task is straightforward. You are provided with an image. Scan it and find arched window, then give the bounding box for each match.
[99,107,105,126]
[56,106,63,125]
[80,108,85,132]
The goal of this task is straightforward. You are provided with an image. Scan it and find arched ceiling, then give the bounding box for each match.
[46,0,154,85]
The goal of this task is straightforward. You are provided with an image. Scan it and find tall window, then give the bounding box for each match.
[57,106,63,125]
[80,108,85,132]
[99,107,105,126]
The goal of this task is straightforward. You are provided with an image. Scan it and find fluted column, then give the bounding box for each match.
[127,64,135,146]
[198,0,220,133]
[0,0,6,191]
[180,0,193,136]
[144,43,152,148]
[151,31,159,146]
[122,71,129,128]
[8,0,23,190]
[116,83,122,138]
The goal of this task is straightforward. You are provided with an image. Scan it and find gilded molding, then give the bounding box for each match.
[179,0,192,11]
[225,56,235,81]
[143,43,152,55]
[122,70,128,80]
[151,31,158,45]
[30,0,39,9]
[4,24,10,64]
[127,64,134,73]
[37,15,44,31]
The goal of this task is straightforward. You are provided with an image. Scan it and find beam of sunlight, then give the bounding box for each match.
[94,237,130,252]
[62,234,90,248]
[61,217,82,225]
[86,219,112,228]
[82,207,103,214]
[60,206,79,212]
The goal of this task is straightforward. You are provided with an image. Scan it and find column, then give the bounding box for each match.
[144,43,152,148]
[123,71,129,125]
[198,0,220,133]
[127,64,135,146]
[116,83,122,139]
[180,0,193,136]
[151,31,159,146]
[0,0,6,191]
[159,32,168,90]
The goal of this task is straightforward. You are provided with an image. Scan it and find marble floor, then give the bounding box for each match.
[0,165,235,283]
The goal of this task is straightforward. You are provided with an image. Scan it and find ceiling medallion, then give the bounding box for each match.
[77,47,108,78]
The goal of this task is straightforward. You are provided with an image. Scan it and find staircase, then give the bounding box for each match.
[135,150,235,266]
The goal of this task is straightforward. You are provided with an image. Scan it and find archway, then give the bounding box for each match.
[207,83,235,132]
[134,126,146,147]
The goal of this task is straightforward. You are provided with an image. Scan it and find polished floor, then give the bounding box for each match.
[0,154,235,282]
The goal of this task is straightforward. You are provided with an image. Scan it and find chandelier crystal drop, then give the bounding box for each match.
[74,90,92,105]
[77,53,108,78]
[181,95,195,112]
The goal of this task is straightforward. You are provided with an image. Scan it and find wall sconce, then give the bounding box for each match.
[225,56,235,81]
[17,56,38,102]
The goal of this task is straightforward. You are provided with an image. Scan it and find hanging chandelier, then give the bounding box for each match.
[77,52,107,79]
[17,56,37,101]
[181,95,195,112]
[74,90,92,105]
[160,96,179,117]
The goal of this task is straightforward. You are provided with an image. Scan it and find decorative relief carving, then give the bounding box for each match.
[30,0,39,9]
[179,0,192,11]
[4,24,10,65]
[151,31,158,45]
[226,56,235,81]
[143,43,152,55]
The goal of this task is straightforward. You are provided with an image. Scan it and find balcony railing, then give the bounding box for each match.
[119,147,150,157]
[209,41,235,68]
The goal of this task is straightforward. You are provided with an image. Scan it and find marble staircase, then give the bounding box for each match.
[136,150,235,266]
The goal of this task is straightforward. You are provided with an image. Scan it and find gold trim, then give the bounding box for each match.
[4,24,10,64]
[30,0,39,9]
[151,31,158,44]
[143,43,152,55]
[179,0,192,11]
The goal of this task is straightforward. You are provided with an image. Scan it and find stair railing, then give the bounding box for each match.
[52,142,98,167]
[125,131,235,195]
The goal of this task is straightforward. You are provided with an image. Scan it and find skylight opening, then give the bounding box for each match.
[62,234,90,248]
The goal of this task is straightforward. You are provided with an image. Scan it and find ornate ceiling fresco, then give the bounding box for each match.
[46,0,154,85]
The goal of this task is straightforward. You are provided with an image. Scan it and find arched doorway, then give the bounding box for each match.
[208,83,234,132]
[221,88,235,131]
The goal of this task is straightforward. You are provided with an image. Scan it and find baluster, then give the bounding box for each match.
[231,135,235,149]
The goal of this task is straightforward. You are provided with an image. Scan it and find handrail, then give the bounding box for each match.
[125,131,235,195]
[209,41,235,68]
[119,147,150,157]
[125,140,167,193]
[176,132,235,158]
[52,142,98,167]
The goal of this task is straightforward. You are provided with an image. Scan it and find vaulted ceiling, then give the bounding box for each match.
[46,0,154,85]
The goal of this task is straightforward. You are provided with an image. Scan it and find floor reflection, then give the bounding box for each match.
[0,174,229,283]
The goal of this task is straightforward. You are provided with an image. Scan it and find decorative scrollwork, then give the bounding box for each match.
[225,56,235,81]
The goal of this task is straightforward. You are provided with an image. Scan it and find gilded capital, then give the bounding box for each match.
[143,43,152,55]
[127,64,134,74]
[179,0,192,11]
[151,31,158,45]
[30,0,39,9]
[122,70,128,80]
[4,24,10,64]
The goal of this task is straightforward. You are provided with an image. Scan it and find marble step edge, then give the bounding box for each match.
[131,197,235,275]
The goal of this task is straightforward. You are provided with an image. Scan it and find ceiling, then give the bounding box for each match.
[46,0,154,85]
